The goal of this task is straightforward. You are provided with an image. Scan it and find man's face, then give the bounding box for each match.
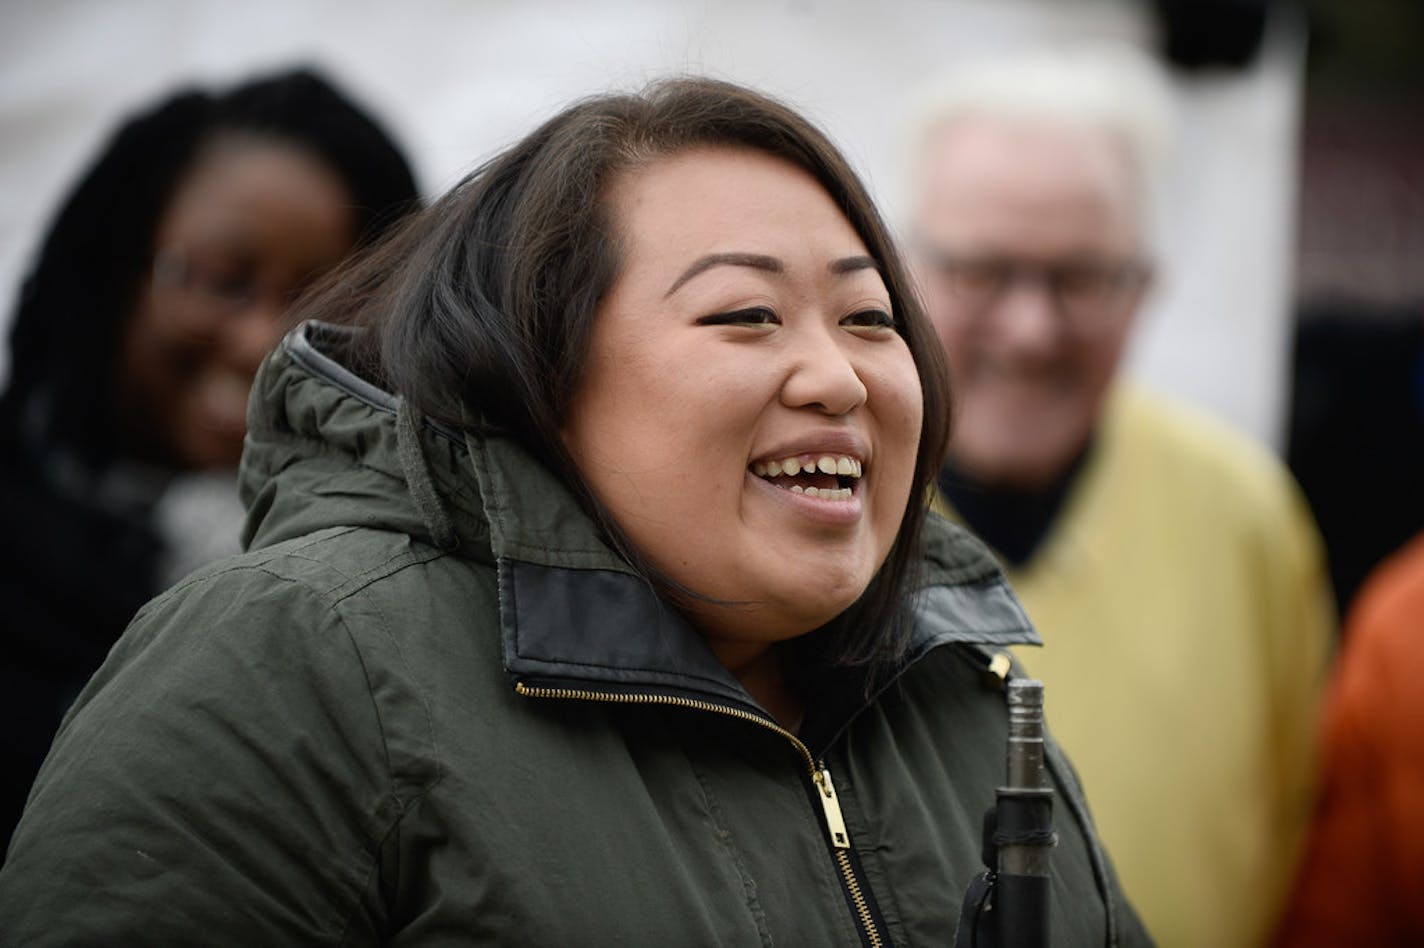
[913,117,1149,489]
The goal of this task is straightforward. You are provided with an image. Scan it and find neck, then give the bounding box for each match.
[712,640,805,732]
[939,441,1094,567]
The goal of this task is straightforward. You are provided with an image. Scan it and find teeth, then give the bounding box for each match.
[801,486,853,500]
[751,454,863,480]
[790,485,804,494]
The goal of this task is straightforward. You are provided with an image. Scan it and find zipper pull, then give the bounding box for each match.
[815,766,851,850]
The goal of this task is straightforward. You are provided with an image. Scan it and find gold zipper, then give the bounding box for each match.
[836,849,880,947]
[514,682,884,947]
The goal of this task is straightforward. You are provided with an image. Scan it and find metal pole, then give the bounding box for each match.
[993,678,1055,947]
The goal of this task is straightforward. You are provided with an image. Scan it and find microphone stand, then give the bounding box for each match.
[955,677,1056,947]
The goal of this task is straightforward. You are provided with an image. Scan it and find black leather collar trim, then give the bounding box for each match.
[499,559,758,710]
[906,579,1041,661]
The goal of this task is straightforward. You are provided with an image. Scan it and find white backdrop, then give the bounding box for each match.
[0,0,1303,448]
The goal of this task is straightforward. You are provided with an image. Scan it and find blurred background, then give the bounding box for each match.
[1,0,1419,605]
[1285,0,1424,611]
[0,0,1301,441]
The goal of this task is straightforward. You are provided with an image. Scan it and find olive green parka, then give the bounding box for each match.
[0,322,1149,946]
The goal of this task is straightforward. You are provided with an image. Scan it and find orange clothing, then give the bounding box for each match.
[1275,531,1424,946]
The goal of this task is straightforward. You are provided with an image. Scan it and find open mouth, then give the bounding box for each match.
[750,453,862,500]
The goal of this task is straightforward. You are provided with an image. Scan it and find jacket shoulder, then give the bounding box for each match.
[913,512,1040,651]
[921,509,1004,586]
[0,532,447,943]
[209,522,450,604]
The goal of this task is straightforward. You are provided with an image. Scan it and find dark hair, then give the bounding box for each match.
[0,67,419,469]
[323,76,951,668]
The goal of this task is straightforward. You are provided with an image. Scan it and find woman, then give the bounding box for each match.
[0,78,1146,945]
[0,68,418,851]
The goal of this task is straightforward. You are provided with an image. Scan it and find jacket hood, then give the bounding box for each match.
[241,322,1037,714]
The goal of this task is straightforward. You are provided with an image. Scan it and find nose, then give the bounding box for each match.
[990,275,1062,356]
[221,301,285,376]
[780,323,869,416]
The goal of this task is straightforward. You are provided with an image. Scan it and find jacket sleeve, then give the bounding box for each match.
[0,561,418,945]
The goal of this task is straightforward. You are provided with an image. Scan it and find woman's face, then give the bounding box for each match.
[562,147,923,669]
[121,136,357,469]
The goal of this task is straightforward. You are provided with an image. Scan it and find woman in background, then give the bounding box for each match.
[0,67,418,851]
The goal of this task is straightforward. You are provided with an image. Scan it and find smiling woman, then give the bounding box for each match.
[0,67,419,855]
[0,78,1149,946]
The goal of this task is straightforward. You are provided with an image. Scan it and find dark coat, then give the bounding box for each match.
[0,430,163,854]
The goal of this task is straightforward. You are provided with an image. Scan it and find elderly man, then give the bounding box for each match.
[909,51,1333,947]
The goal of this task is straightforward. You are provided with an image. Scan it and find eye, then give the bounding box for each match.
[1053,266,1113,299]
[697,306,779,327]
[189,259,260,307]
[947,260,1005,298]
[209,275,258,304]
[841,308,896,334]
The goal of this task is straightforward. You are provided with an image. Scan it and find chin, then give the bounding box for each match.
[950,447,1042,489]
[178,436,245,471]
[957,421,1083,484]
[786,574,872,632]
[704,588,860,644]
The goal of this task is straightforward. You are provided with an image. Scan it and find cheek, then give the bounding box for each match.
[573,357,710,463]
[1049,330,1130,407]
[119,297,185,396]
[1083,331,1130,381]
[872,346,926,441]
[884,390,925,471]
[563,338,755,542]
[867,353,926,514]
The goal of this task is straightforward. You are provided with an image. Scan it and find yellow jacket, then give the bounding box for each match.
[934,384,1333,948]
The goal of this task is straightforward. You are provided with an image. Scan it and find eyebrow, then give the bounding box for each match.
[665,253,780,297]
[830,255,880,275]
[664,252,881,297]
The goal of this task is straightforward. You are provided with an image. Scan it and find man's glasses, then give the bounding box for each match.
[920,246,1148,331]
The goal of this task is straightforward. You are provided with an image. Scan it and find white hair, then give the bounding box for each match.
[904,45,1177,242]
